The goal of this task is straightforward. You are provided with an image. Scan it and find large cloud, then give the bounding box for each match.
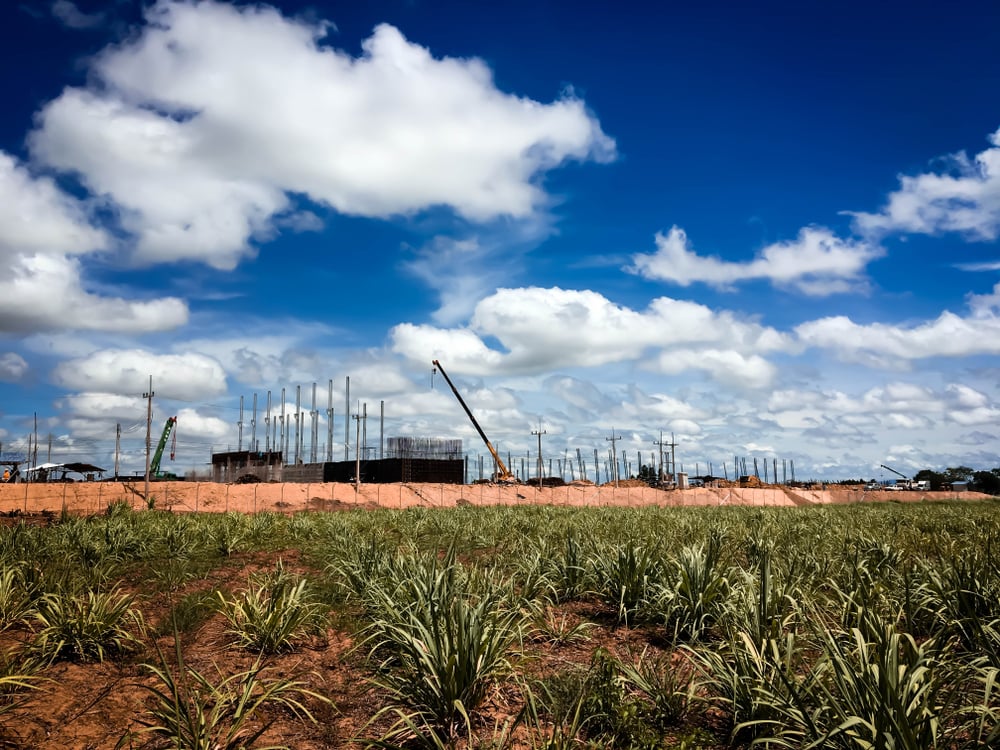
[0,152,188,333]
[391,286,789,386]
[650,349,778,389]
[29,0,614,269]
[767,381,1000,430]
[628,226,881,295]
[851,127,1000,240]
[57,392,147,421]
[0,254,188,333]
[52,349,228,400]
[0,152,104,258]
[796,283,1000,365]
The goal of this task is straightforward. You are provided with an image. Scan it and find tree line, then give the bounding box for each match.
[911,466,1000,494]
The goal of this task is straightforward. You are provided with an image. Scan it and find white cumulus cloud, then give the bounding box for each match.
[0,254,188,334]
[0,353,29,382]
[52,349,228,400]
[767,380,1000,431]
[0,152,105,258]
[173,407,231,440]
[627,225,881,295]
[795,294,1000,366]
[392,286,789,387]
[29,0,614,269]
[57,392,145,421]
[0,152,188,334]
[851,127,1000,240]
[651,349,778,389]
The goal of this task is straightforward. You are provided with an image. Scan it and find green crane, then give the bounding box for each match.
[151,416,178,479]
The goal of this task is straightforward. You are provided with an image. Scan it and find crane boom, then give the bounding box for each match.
[151,416,177,477]
[432,360,516,482]
[879,464,907,480]
[879,463,916,489]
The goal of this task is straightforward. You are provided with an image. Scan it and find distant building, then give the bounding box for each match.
[210,438,464,484]
[211,451,283,483]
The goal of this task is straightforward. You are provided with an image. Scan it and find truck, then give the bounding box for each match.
[879,464,914,491]
[879,464,927,490]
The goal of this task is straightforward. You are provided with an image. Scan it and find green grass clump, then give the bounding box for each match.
[216,564,327,653]
[361,551,526,745]
[32,586,144,662]
[128,637,326,750]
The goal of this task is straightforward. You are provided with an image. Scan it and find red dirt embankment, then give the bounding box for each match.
[0,482,988,516]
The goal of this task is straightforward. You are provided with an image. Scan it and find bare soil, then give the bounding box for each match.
[0,545,705,749]
[0,481,987,517]
[0,482,990,748]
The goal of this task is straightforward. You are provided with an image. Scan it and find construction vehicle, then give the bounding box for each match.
[432,360,517,483]
[880,464,909,489]
[879,464,928,490]
[151,416,179,480]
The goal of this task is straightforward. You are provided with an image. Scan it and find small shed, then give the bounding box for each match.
[26,462,106,481]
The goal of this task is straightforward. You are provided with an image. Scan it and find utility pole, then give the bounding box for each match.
[654,431,668,484]
[532,420,546,488]
[143,376,153,502]
[279,415,285,461]
[669,433,677,484]
[294,385,301,465]
[264,390,271,453]
[344,376,350,461]
[237,395,244,452]
[279,388,286,462]
[251,393,258,452]
[353,411,362,492]
[114,423,121,478]
[606,428,621,488]
[326,380,334,462]
[310,382,318,463]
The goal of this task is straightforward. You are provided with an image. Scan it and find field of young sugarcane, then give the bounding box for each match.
[0,499,997,748]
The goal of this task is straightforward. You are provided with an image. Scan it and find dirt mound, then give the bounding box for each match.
[307,497,358,512]
[604,478,649,488]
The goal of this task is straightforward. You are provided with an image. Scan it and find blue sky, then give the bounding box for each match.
[2,0,1000,481]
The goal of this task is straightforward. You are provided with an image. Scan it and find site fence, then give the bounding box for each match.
[0,482,974,517]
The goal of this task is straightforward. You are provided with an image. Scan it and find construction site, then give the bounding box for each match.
[0,363,968,505]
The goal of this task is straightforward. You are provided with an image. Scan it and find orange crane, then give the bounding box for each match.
[432,359,517,483]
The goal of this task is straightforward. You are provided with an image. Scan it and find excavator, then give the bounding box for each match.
[151,416,179,480]
[432,360,518,483]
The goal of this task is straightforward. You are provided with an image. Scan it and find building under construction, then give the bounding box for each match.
[211,438,463,484]
[211,450,284,483]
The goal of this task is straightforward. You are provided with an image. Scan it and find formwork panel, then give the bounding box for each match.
[321,458,463,484]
